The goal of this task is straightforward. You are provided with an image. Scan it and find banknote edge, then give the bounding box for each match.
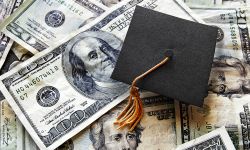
[0,0,109,54]
[0,39,13,69]
[176,126,236,150]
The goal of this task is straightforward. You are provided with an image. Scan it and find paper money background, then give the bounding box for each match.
[0,0,107,53]
[0,0,23,70]
[56,94,176,150]
[0,0,249,150]
[0,0,203,149]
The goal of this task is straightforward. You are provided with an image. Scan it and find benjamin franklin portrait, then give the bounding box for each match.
[62,31,128,101]
[89,104,144,150]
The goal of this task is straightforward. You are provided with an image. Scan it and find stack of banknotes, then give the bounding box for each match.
[0,0,249,149]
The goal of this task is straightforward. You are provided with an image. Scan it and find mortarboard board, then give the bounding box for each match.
[111,6,217,107]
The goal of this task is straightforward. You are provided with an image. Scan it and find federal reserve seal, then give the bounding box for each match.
[36,86,60,107]
[45,10,65,27]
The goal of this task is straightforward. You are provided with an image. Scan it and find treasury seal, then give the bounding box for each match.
[36,86,60,107]
[45,10,65,27]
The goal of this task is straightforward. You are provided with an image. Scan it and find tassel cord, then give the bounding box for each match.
[114,57,170,131]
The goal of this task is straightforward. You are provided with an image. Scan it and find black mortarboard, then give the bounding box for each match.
[111,6,217,107]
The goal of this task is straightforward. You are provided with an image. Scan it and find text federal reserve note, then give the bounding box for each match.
[176,126,236,150]
[0,0,203,149]
[0,0,24,69]
[0,0,107,54]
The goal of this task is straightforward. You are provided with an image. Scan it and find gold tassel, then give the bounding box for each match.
[114,56,170,131]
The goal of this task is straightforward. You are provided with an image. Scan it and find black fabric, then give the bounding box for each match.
[111,6,217,106]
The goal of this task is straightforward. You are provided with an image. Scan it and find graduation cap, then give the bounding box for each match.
[111,6,217,130]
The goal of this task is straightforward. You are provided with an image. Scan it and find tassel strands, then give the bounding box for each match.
[114,56,170,131]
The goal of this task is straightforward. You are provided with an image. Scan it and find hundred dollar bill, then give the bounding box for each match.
[0,0,24,69]
[27,94,176,150]
[0,0,107,54]
[0,99,24,150]
[176,126,236,150]
[232,95,250,150]
[175,94,240,149]
[0,0,204,149]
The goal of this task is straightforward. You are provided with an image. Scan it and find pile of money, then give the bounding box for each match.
[0,0,248,149]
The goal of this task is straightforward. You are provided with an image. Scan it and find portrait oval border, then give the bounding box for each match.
[62,30,127,101]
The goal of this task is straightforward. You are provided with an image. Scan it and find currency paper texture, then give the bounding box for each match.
[0,42,32,98]
[183,0,249,6]
[175,8,250,150]
[0,43,33,75]
[0,43,35,150]
[26,94,177,150]
[232,95,250,150]
[0,0,24,69]
[176,126,236,150]
[189,7,250,98]
[24,130,39,150]
[0,0,204,149]
[175,95,240,149]
[0,99,24,150]
[0,0,107,54]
